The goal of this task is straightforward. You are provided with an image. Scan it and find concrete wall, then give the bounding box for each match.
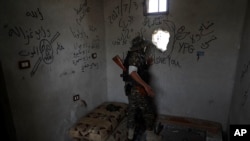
[105,0,247,133]
[0,0,249,141]
[0,0,106,141]
[229,0,250,125]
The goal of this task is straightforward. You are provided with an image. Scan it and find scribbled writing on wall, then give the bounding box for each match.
[143,16,166,28]
[108,0,218,68]
[108,0,139,45]
[153,53,181,68]
[71,36,100,72]
[193,21,217,50]
[4,8,64,77]
[56,42,65,54]
[141,16,218,66]
[26,8,44,20]
[240,60,250,82]
[59,70,76,77]
[241,86,249,106]
[18,39,64,58]
[6,26,51,45]
[238,60,250,106]
[71,0,101,73]
[143,16,217,55]
[74,0,90,25]
[70,27,88,40]
[108,0,138,24]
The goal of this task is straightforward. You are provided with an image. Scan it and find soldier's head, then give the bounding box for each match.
[130,36,155,53]
[130,36,145,51]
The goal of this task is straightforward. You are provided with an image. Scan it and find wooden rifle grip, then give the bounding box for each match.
[112,55,127,71]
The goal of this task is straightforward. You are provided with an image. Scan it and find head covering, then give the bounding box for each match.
[129,36,156,58]
[130,36,146,51]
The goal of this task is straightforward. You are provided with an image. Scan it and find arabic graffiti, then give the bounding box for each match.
[74,0,90,25]
[112,27,132,45]
[192,21,217,50]
[18,40,64,58]
[26,8,44,20]
[143,16,166,28]
[72,37,100,72]
[109,0,139,46]
[69,0,101,73]
[6,25,51,45]
[81,62,99,72]
[142,16,218,65]
[19,46,40,58]
[164,19,217,55]
[2,7,65,77]
[70,26,88,40]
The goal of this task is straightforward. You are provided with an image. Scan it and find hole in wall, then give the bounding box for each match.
[152,29,170,52]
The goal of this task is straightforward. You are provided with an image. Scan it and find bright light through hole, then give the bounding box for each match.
[152,29,170,52]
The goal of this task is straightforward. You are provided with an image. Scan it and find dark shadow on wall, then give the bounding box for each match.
[0,61,17,141]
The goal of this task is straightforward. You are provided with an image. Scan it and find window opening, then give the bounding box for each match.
[144,0,168,15]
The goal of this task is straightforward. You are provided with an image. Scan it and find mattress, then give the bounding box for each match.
[105,116,128,141]
[69,102,128,141]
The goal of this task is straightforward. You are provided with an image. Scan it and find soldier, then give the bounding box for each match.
[123,36,161,141]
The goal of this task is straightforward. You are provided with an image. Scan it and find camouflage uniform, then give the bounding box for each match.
[125,37,156,131]
[127,85,156,130]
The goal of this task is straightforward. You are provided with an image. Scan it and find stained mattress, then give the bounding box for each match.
[69,102,128,141]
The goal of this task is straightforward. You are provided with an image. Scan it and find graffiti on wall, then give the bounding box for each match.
[69,0,100,74]
[26,8,44,20]
[108,0,139,46]
[3,8,64,77]
[7,26,52,45]
[2,0,103,77]
[107,0,218,68]
[108,0,138,25]
[30,32,61,76]
[239,60,250,106]
[240,60,250,82]
[241,87,249,106]
[142,15,217,65]
[71,36,100,72]
[74,0,90,25]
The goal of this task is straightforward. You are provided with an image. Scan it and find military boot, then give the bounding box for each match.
[145,130,162,141]
[127,128,135,141]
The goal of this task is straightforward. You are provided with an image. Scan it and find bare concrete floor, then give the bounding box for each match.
[133,115,222,141]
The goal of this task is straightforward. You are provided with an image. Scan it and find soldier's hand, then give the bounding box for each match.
[144,85,155,97]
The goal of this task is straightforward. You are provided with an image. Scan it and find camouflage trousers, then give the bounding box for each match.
[127,86,156,130]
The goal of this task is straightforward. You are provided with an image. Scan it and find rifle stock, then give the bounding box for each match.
[112,55,126,71]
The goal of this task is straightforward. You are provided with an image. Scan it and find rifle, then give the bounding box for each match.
[112,55,126,72]
[112,55,127,78]
[112,55,147,96]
